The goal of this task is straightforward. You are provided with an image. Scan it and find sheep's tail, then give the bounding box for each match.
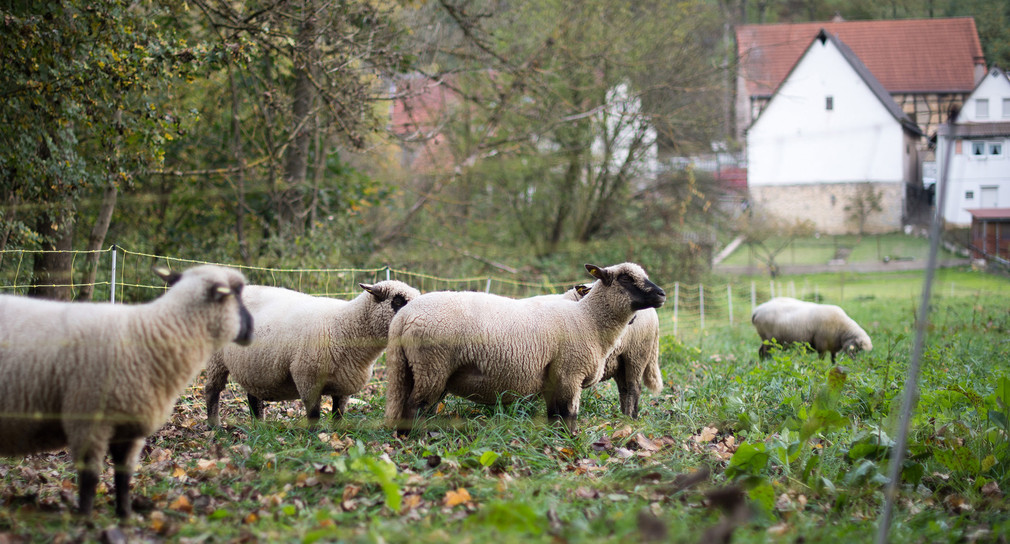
[383,323,411,428]
[642,334,662,395]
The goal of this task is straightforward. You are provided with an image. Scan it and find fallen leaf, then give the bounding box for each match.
[694,426,718,443]
[630,433,660,452]
[767,522,789,536]
[169,494,192,513]
[981,481,1001,498]
[171,466,187,479]
[402,494,423,512]
[343,484,360,501]
[444,487,471,507]
[611,425,633,440]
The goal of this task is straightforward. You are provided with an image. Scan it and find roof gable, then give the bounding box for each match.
[752,29,921,135]
[957,67,1010,123]
[736,17,985,98]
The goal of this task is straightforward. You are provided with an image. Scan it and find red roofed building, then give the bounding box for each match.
[967,208,1010,262]
[735,17,986,142]
[388,73,464,174]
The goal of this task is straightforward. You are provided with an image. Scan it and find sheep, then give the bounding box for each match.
[564,283,662,419]
[383,262,666,435]
[204,280,420,426]
[750,297,872,363]
[0,265,253,518]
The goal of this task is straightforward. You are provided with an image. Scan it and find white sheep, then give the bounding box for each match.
[205,280,420,426]
[750,297,872,363]
[565,283,662,419]
[0,265,253,517]
[383,262,666,434]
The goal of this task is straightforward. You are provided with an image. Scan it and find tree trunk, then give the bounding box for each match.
[280,1,317,239]
[229,61,251,264]
[28,205,75,301]
[76,183,117,301]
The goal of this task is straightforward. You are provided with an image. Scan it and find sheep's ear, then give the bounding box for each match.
[575,284,592,297]
[211,285,233,302]
[360,283,387,302]
[585,264,612,286]
[153,266,183,286]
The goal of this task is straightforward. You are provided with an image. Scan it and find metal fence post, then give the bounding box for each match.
[751,281,756,315]
[673,282,679,337]
[110,244,117,304]
[727,283,733,326]
[699,284,705,330]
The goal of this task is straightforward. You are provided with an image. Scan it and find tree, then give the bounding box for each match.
[844,183,884,235]
[384,0,724,261]
[0,1,193,299]
[179,0,411,252]
[738,211,815,277]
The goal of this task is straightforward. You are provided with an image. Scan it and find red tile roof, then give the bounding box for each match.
[968,208,1010,220]
[736,18,985,97]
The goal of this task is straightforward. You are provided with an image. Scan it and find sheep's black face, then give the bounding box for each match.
[391,294,408,313]
[618,273,666,311]
[235,294,254,346]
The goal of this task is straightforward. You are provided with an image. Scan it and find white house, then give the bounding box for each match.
[746,29,922,234]
[935,67,1010,227]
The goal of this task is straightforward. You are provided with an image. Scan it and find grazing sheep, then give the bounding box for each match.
[205,280,420,426]
[751,297,872,363]
[384,263,666,434]
[0,265,253,517]
[566,283,662,419]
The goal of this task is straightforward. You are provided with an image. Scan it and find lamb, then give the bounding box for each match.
[750,297,872,363]
[205,280,420,426]
[0,265,253,517]
[565,283,662,419]
[383,262,666,434]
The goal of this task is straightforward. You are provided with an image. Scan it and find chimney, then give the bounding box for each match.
[974,56,987,85]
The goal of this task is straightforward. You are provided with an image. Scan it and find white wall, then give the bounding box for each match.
[747,37,906,186]
[938,136,1010,225]
[958,69,1010,123]
[936,69,1010,226]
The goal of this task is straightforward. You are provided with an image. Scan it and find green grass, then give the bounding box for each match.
[718,233,963,267]
[2,270,1009,543]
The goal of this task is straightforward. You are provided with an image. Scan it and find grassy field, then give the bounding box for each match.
[1,269,1009,543]
[717,233,963,268]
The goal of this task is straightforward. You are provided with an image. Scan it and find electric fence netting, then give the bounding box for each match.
[1,246,993,348]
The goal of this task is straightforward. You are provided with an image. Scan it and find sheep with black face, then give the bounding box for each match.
[205,280,420,426]
[0,265,253,517]
[383,263,666,434]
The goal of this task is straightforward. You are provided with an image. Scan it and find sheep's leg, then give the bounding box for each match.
[544,378,581,434]
[247,394,265,420]
[615,361,643,419]
[204,356,230,426]
[70,428,112,516]
[304,397,323,426]
[108,438,143,518]
[331,395,349,419]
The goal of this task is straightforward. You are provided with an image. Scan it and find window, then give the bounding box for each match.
[969,140,1005,159]
[977,98,990,118]
[826,96,833,110]
[1004,98,1010,119]
[966,191,975,199]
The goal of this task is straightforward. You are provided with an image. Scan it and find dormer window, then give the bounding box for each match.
[977,98,989,119]
[826,96,833,110]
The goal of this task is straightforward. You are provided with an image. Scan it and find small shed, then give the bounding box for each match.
[967,208,1010,261]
